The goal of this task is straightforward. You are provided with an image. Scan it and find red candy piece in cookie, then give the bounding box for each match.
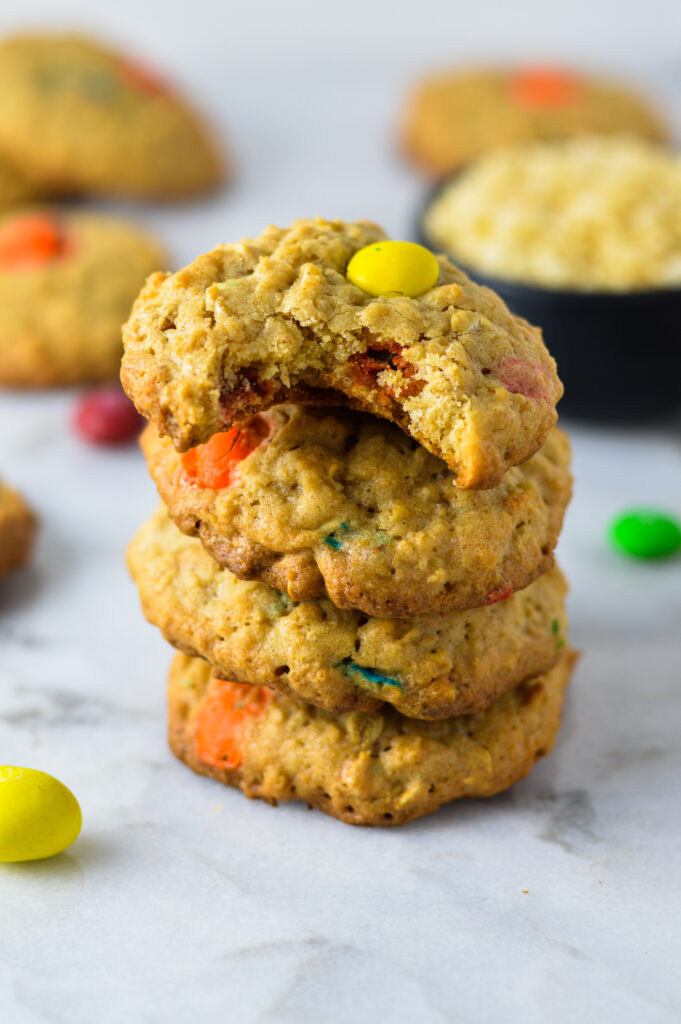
[509,68,581,109]
[485,585,514,606]
[73,387,144,445]
[347,341,422,400]
[495,357,553,402]
[194,679,273,770]
[182,416,271,489]
[0,213,66,272]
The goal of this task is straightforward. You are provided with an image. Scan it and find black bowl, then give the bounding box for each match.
[417,180,681,422]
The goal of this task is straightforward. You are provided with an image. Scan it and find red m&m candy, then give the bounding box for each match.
[73,387,144,445]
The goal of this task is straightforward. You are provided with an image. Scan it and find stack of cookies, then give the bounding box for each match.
[123,218,574,827]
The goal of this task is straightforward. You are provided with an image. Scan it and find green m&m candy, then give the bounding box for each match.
[609,509,681,560]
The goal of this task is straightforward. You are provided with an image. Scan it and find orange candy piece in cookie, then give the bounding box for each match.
[0,213,66,272]
[194,679,273,771]
[181,417,270,489]
[509,68,581,109]
[118,59,167,96]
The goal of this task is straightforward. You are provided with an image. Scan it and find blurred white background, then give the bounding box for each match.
[2,0,680,261]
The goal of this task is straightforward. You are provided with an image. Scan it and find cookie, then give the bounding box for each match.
[0,209,165,387]
[0,34,224,199]
[142,408,572,616]
[0,479,36,576]
[0,153,46,206]
[169,649,574,826]
[401,65,667,177]
[121,218,562,490]
[127,506,568,719]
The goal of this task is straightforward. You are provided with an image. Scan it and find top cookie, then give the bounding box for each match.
[0,34,224,199]
[401,65,667,177]
[122,218,562,489]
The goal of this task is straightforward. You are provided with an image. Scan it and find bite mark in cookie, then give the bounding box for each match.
[122,218,562,490]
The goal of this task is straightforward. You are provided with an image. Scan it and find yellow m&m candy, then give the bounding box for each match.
[347,241,439,297]
[0,766,82,863]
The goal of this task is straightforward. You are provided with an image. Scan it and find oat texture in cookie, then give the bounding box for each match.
[0,34,224,199]
[0,209,165,387]
[168,649,575,826]
[401,65,667,177]
[127,506,569,719]
[142,407,572,616]
[122,218,562,489]
[0,479,36,576]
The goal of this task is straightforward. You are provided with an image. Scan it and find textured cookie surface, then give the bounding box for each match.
[0,34,223,199]
[401,65,667,177]
[0,479,36,575]
[128,506,568,719]
[169,650,574,826]
[122,218,562,490]
[143,407,572,616]
[0,208,165,387]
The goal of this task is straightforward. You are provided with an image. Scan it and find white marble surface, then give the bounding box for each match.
[2,3,681,1021]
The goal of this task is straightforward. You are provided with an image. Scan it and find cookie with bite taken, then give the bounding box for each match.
[122,218,562,490]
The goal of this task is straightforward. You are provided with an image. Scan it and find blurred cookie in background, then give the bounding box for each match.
[401,65,667,177]
[0,478,36,576]
[0,209,165,387]
[0,153,47,207]
[0,34,226,200]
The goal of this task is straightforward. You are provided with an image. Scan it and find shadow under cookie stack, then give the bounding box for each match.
[123,218,574,828]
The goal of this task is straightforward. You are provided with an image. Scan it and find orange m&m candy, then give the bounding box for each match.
[182,417,270,489]
[194,679,273,770]
[0,213,66,272]
[118,59,168,96]
[509,68,581,109]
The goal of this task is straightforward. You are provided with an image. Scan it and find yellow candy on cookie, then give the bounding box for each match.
[0,766,82,862]
[346,240,439,297]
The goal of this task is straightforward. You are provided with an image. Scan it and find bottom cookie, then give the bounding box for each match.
[0,479,36,576]
[168,649,575,827]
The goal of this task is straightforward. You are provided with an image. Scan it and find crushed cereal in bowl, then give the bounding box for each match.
[423,136,681,292]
